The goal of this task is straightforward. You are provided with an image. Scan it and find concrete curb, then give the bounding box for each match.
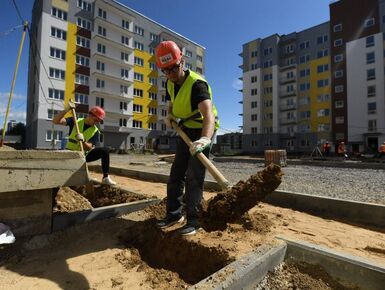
[191,237,385,290]
[266,190,385,229]
[213,156,385,170]
[52,198,160,232]
[89,165,385,230]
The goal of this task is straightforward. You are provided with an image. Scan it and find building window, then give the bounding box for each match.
[365,18,375,28]
[335,85,344,93]
[120,102,128,111]
[251,114,257,121]
[121,69,129,79]
[96,97,104,108]
[49,68,65,80]
[48,88,64,100]
[299,41,310,50]
[299,55,310,64]
[134,25,144,36]
[77,17,91,30]
[97,43,106,54]
[149,77,157,86]
[251,101,258,108]
[121,36,130,46]
[368,102,376,114]
[50,47,66,60]
[134,56,144,66]
[317,79,329,88]
[150,33,159,42]
[76,55,90,67]
[317,108,330,117]
[51,7,67,21]
[251,89,258,95]
[47,109,60,120]
[46,130,63,141]
[334,38,343,47]
[334,54,343,63]
[185,63,192,70]
[133,88,143,97]
[366,52,375,64]
[133,104,143,112]
[251,50,258,57]
[120,85,128,95]
[134,72,143,82]
[121,52,129,62]
[98,8,107,19]
[367,68,375,80]
[98,26,106,37]
[367,85,376,97]
[317,94,330,102]
[148,107,157,115]
[368,119,377,131]
[76,36,90,48]
[366,35,374,47]
[122,19,130,30]
[317,64,329,73]
[263,73,272,81]
[77,0,91,11]
[134,41,144,50]
[184,50,192,57]
[299,83,310,91]
[317,49,328,58]
[96,61,105,71]
[51,27,67,40]
[133,120,142,128]
[335,100,344,108]
[96,79,105,88]
[75,93,88,104]
[335,116,344,124]
[149,92,157,100]
[317,35,328,44]
[299,69,310,77]
[333,23,342,32]
[119,119,128,127]
[334,70,343,78]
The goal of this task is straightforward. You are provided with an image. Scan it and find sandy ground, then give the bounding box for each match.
[0,172,384,289]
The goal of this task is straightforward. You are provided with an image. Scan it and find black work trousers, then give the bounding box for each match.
[166,128,210,227]
[86,147,110,175]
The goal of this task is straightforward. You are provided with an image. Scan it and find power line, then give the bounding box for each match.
[0,24,23,38]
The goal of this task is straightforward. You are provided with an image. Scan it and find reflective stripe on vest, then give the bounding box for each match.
[167,70,219,129]
[66,118,99,152]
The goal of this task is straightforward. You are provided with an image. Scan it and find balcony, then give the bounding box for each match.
[93,52,133,68]
[279,75,296,84]
[93,34,134,53]
[280,89,297,97]
[92,71,133,85]
[102,125,131,133]
[280,103,297,111]
[94,17,134,37]
[280,117,297,125]
[280,63,297,71]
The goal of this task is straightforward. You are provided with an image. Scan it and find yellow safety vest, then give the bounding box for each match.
[66,118,99,153]
[167,70,219,129]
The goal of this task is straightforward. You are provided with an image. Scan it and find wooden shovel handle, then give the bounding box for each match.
[71,107,84,155]
[171,121,230,190]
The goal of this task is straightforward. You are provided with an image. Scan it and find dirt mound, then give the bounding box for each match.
[202,164,283,231]
[257,261,357,290]
[74,185,148,207]
[117,219,234,287]
[53,187,93,212]
[0,144,16,151]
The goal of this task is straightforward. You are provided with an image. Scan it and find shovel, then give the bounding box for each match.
[69,102,95,198]
[171,121,230,190]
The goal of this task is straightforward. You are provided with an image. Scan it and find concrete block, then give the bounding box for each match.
[0,189,53,236]
[0,150,88,192]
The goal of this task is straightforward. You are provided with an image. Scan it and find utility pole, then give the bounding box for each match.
[0,21,28,147]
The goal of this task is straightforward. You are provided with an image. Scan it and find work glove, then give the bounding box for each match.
[164,114,177,129]
[76,133,85,142]
[189,136,211,156]
[64,101,76,111]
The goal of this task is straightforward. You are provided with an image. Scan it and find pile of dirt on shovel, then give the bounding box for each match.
[201,163,283,231]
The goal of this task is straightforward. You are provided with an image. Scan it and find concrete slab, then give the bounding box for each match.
[0,150,88,193]
[0,189,53,236]
[191,237,385,290]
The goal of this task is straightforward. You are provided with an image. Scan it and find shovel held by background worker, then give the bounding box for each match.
[171,120,230,190]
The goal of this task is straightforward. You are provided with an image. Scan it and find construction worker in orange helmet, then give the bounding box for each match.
[154,40,219,236]
[53,102,116,185]
[378,141,385,157]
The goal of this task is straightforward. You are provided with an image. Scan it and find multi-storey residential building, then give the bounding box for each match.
[241,23,331,154]
[330,0,385,153]
[26,0,205,150]
[240,0,385,155]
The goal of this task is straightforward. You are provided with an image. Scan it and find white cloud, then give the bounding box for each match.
[0,92,27,124]
[231,78,243,91]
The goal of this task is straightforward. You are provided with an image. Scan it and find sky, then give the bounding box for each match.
[0,0,330,134]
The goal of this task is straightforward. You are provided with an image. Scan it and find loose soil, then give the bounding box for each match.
[1,167,384,289]
[255,261,358,290]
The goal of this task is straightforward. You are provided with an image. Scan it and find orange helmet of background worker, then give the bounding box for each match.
[89,106,105,121]
[155,41,182,68]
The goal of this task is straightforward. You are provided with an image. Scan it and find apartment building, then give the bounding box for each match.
[240,0,385,154]
[241,23,331,154]
[26,0,205,150]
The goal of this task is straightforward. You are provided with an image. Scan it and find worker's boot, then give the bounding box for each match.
[102,176,117,185]
[156,216,184,229]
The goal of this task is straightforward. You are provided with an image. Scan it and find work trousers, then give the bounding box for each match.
[86,147,110,175]
[166,128,210,227]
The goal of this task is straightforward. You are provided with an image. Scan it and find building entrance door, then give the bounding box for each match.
[367,137,378,153]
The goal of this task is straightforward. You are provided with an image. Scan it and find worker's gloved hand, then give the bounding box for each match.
[64,101,76,111]
[76,133,85,142]
[164,114,177,129]
[189,137,211,156]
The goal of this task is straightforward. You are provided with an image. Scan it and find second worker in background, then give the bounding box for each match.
[155,40,219,236]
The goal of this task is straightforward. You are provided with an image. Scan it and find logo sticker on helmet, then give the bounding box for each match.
[160,53,173,64]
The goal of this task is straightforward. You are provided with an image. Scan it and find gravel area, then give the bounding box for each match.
[104,153,385,206]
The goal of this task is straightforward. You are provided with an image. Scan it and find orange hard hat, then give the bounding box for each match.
[155,41,182,68]
[89,106,105,121]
